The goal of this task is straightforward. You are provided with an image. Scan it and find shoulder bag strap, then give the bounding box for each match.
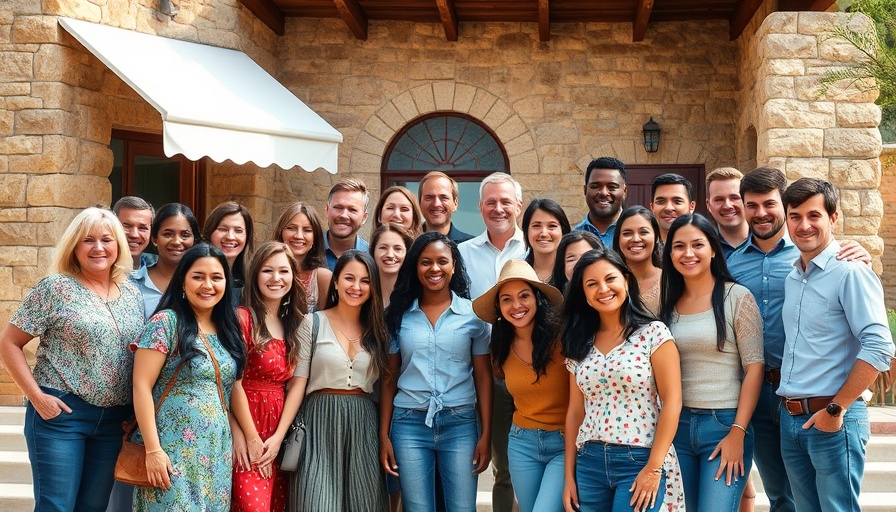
[311,311,320,358]
[198,333,228,414]
[123,356,188,439]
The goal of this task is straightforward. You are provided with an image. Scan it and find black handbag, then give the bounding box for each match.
[279,312,319,472]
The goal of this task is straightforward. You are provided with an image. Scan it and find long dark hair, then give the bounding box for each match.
[549,231,604,292]
[152,203,200,241]
[242,242,308,365]
[522,198,572,266]
[612,206,662,269]
[271,202,326,271]
[659,214,736,352]
[324,251,389,375]
[385,231,470,339]
[561,248,654,362]
[154,244,246,377]
[490,284,559,382]
[202,202,255,286]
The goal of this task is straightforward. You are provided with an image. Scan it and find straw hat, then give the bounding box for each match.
[472,260,564,323]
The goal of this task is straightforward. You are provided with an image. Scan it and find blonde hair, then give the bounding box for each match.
[705,167,744,188]
[53,207,132,284]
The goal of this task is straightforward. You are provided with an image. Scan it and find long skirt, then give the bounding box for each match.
[289,393,388,512]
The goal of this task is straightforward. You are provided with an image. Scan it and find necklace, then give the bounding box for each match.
[332,320,362,344]
[510,345,532,366]
[80,274,112,302]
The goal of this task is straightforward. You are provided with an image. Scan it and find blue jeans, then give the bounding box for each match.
[24,387,131,512]
[390,405,480,512]
[506,425,565,512]
[575,442,667,512]
[779,400,869,512]
[673,408,753,512]
[751,379,795,512]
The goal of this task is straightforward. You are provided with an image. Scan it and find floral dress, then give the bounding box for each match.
[566,321,686,511]
[232,307,296,512]
[131,310,237,512]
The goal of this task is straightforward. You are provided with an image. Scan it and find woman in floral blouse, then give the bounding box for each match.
[0,207,145,511]
[561,248,684,512]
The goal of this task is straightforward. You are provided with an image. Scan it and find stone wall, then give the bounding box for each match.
[880,145,896,308]
[273,18,741,230]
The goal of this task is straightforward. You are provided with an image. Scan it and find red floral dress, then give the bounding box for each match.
[232,307,296,512]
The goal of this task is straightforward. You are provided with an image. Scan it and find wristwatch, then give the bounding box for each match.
[825,402,843,418]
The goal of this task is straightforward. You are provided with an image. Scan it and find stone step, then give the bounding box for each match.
[0,407,24,427]
[0,452,31,485]
[755,492,896,512]
[751,460,896,494]
[0,426,26,451]
[0,483,33,512]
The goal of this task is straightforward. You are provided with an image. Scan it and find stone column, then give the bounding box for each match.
[754,11,884,271]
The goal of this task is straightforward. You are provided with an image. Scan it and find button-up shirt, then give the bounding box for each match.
[389,293,491,426]
[458,227,527,299]
[323,231,369,271]
[130,263,163,320]
[573,216,615,247]
[727,235,797,370]
[777,240,894,398]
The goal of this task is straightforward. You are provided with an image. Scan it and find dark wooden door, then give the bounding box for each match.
[624,164,707,217]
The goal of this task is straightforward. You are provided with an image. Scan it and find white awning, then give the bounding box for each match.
[59,17,342,173]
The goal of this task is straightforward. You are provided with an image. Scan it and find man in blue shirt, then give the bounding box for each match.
[705,167,749,258]
[323,178,370,271]
[777,178,894,512]
[572,156,627,247]
[113,196,156,271]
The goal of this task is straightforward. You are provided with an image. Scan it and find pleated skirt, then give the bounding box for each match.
[289,393,388,512]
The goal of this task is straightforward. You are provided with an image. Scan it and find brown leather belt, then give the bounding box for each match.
[310,388,367,397]
[781,396,835,416]
[765,369,781,384]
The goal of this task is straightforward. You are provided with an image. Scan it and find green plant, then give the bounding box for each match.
[820,0,896,143]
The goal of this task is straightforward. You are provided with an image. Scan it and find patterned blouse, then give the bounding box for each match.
[10,274,145,407]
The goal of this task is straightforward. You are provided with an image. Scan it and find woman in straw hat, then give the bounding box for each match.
[473,260,568,512]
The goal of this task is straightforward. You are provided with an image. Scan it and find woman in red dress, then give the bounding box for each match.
[231,241,308,511]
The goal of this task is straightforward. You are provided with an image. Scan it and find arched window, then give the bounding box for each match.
[381,113,509,234]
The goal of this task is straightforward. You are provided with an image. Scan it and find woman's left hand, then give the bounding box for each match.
[629,466,662,512]
[709,431,745,486]
[471,435,491,475]
[254,433,284,470]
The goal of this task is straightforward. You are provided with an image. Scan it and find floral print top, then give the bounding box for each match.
[10,274,145,407]
[565,320,673,450]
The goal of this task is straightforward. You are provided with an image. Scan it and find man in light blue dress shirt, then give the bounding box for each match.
[777,178,894,512]
[572,156,627,247]
[458,172,526,512]
[323,178,370,271]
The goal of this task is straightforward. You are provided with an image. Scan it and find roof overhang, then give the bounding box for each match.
[59,17,342,173]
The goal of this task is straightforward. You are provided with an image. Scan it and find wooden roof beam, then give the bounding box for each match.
[729,0,764,40]
[538,0,550,42]
[778,0,837,11]
[334,0,368,40]
[435,0,459,41]
[239,0,285,36]
[632,0,654,42]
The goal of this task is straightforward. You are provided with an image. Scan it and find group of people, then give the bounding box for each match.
[0,160,892,512]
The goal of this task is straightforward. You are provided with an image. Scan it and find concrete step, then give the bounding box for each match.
[0,407,24,427]
[0,426,26,451]
[755,492,896,512]
[0,452,31,484]
[0,483,33,512]
[752,460,896,494]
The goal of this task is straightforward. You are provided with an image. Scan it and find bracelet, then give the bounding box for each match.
[731,423,747,434]
[650,467,662,474]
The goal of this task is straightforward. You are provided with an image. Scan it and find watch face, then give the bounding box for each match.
[826,403,843,417]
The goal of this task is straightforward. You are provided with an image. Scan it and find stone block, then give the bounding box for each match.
[432,82,455,111]
[797,12,839,36]
[0,84,30,96]
[860,189,883,216]
[78,141,112,177]
[380,100,410,130]
[533,122,577,146]
[512,96,543,121]
[762,12,798,35]
[482,100,513,131]
[339,76,381,106]
[823,128,881,158]
[0,209,26,222]
[468,89,497,120]
[410,84,436,115]
[835,103,881,128]
[0,52,34,81]
[30,82,75,110]
[508,150,539,174]
[805,76,878,103]
[766,59,805,76]
[496,115,528,143]
[503,133,535,156]
[0,135,42,155]
[453,83,477,113]
[0,222,53,247]
[785,157,829,181]
[761,128,824,157]
[844,215,880,235]
[27,206,76,223]
[0,175,27,206]
[12,15,61,44]
[32,44,81,84]
[26,174,109,207]
[829,158,880,188]
[839,189,860,216]
[8,135,79,173]
[407,62,455,80]
[0,246,38,266]
[762,99,835,129]
[14,109,77,136]
[766,34,817,59]
[352,131,386,157]
[764,76,795,99]
[597,72,631,88]
[364,115,395,144]
[817,38,867,63]
[42,0,102,21]
[0,110,14,136]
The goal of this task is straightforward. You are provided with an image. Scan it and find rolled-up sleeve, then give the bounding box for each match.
[841,265,895,371]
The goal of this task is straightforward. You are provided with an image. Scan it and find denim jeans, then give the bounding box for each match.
[506,424,565,512]
[575,441,667,512]
[673,408,753,512]
[391,405,480,512]
[491,378,516,512]
[779,400,869,512]
[751,379,795,512]
[24,387,131,512]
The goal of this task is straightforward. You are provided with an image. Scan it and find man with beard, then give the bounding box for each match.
[324,178,370,270]
[418,171,474,243]
[727,168,869,512]
[573,156,627,246]
[459,172,526,512]
[705,167,749,258]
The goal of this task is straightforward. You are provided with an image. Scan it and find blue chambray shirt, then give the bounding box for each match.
[777,240,895,398]
[573,216,615,247]
[389,293,491,427]
[323,230,369,271]
[727,235,798,370]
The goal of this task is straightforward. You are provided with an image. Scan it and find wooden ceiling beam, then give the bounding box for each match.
[538,0,550,42]
[729,0,764,41]
[334,0,368,40]
[239,0,285,36]
[632,0,654,42]
[778,0,837,11]
[435,0,459,41]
